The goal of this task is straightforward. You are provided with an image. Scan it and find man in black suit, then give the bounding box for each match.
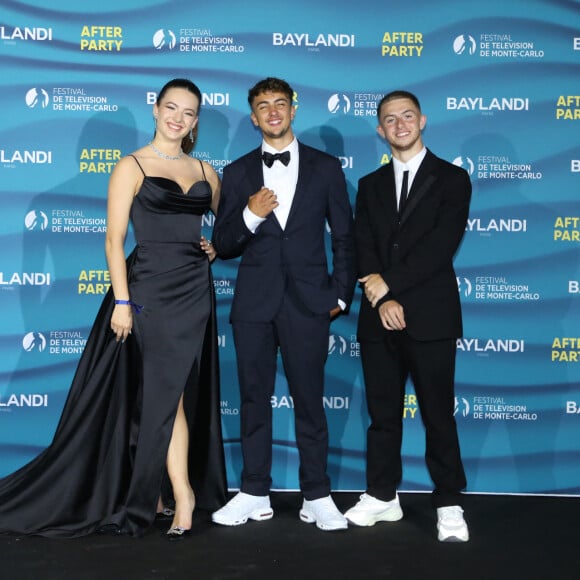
[344,91,471,542]
[211,77,356,531]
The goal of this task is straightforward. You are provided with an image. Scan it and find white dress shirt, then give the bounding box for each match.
[243,137,299,232]
[392,147,427,206]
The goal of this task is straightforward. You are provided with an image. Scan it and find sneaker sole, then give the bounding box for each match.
[438,530,469,542]
[345,508,404,527]
[299,509,348,531]
[212,509,274,526]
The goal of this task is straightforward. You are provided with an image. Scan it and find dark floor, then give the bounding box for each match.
[0,492,577,580]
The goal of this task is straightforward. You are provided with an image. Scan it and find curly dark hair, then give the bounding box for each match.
[247,77,294,107]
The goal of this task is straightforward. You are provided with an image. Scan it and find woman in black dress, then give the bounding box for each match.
[0,78,227,538]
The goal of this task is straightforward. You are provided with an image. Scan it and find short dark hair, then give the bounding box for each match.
[156,78,202,153]
[376,90,421,119]
[248,77,294,107]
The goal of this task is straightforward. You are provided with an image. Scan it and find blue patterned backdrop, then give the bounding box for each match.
[1,0,579,495]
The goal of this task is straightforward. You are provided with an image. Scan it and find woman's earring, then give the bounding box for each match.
[189,128,193,141]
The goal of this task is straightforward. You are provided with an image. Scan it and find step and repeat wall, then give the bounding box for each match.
[1,0,579,495]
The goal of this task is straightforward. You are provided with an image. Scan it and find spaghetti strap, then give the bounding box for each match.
[130,155,146,176]
[198,159,207,181]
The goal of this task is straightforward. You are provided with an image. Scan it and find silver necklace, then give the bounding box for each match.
[149,141,184,160]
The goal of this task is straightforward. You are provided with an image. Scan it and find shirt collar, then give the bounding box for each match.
[262,137,298,156]
[392,147,427,176]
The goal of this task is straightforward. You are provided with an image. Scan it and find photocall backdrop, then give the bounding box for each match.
[1,0,579,496]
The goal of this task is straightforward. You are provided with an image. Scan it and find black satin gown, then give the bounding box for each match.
[0,167,227,537]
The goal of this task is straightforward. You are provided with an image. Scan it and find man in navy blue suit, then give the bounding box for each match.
[212,77,356,531]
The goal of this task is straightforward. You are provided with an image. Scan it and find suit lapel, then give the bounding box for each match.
[247,147,282,230]
[399,150,438,225]
[247,147,265,192]
[375,163,398,225]
[285,142,312,227]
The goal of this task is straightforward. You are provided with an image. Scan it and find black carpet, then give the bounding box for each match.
[0,492,576,580]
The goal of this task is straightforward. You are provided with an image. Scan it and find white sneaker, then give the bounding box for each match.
[344,493,403,526]
[211,492,273,526]
[437,506,469,542]
[299,496,348,531]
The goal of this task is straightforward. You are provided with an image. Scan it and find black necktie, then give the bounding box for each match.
[262,150,291,168]
[398,170,409,217]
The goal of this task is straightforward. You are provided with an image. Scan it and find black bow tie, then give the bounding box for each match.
[262,150,291,168]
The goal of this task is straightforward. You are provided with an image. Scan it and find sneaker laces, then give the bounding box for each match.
[439,506,464,525]
[359,493,379,506]
[358,493,395,507]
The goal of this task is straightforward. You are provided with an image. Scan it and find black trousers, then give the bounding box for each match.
[233,294,331,500]
[360,332,467,508]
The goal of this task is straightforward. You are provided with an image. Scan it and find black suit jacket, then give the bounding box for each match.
[355,149,471,342]
[213,142,356,322]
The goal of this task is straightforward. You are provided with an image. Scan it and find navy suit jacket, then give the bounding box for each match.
[213,142,356,322]
[355,149,471,342]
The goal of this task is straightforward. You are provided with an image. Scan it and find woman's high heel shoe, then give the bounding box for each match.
[156,507,175,520]
[166,488,195,540]
[166,526,191,540]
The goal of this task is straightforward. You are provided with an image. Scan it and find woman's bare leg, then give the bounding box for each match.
[166,394,195,530]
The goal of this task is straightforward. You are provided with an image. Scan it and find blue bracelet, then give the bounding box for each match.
[114,299,143,314]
